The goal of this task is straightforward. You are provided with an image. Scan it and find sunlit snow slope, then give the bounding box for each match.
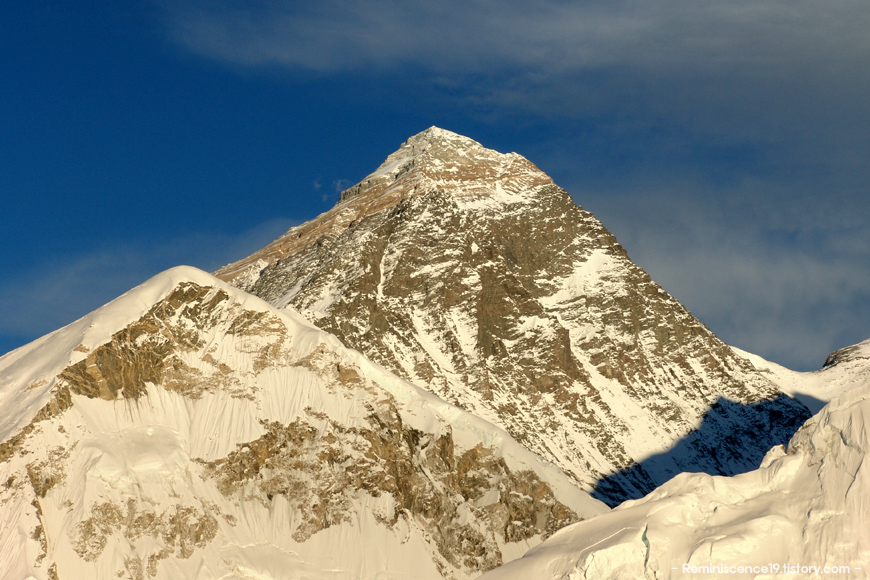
[0,266,606,580]
[480,340,870,580]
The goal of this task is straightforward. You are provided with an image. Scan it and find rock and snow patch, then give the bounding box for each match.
[0,266,606,580]
[0,266,230,444]
[480,377,870,580]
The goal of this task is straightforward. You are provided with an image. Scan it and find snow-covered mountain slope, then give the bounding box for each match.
[216,127,811,505]
[479,340,870,580]
[0,266,607,580]
[733,339,870,413]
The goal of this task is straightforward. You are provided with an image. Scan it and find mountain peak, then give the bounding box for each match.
[393,126,488,158]
[339,127,551,203]
[0,264,606,580]
[215,129,553,284]
[216,130,811,508]
[357,127,484,183]
[823,337,870,369]
[403,125,478,148]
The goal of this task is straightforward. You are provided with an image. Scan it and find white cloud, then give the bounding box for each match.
[164,0,870,75]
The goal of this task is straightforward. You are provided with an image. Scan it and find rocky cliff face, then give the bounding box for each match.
[0,267,605,580]
[217,127,811,505]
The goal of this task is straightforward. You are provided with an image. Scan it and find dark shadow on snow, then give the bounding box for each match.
[791,392,827,415]
[592,394,812,507]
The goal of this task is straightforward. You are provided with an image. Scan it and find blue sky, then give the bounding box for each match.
[2,1,868,371]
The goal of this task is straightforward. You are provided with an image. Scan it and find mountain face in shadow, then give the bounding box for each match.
[593,394,812,507]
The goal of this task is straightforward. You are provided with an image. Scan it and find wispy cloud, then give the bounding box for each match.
[164,0,870,74]
[577,183,870,370]
[0,218,295,355]
[162,0,870,158]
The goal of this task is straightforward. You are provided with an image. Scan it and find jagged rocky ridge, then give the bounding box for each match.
[0,267,606,580]
[217,127,811,505]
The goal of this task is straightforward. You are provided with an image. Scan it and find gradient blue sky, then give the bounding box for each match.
[2,1,868,371]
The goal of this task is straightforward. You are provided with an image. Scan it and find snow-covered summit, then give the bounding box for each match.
[824,337,870,369]
[352,126,510,186]
[368,127,483,175]
[0,266,229,444]
[341,125,551,206]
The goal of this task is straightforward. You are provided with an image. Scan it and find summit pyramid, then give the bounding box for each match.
[217,128,811,505]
